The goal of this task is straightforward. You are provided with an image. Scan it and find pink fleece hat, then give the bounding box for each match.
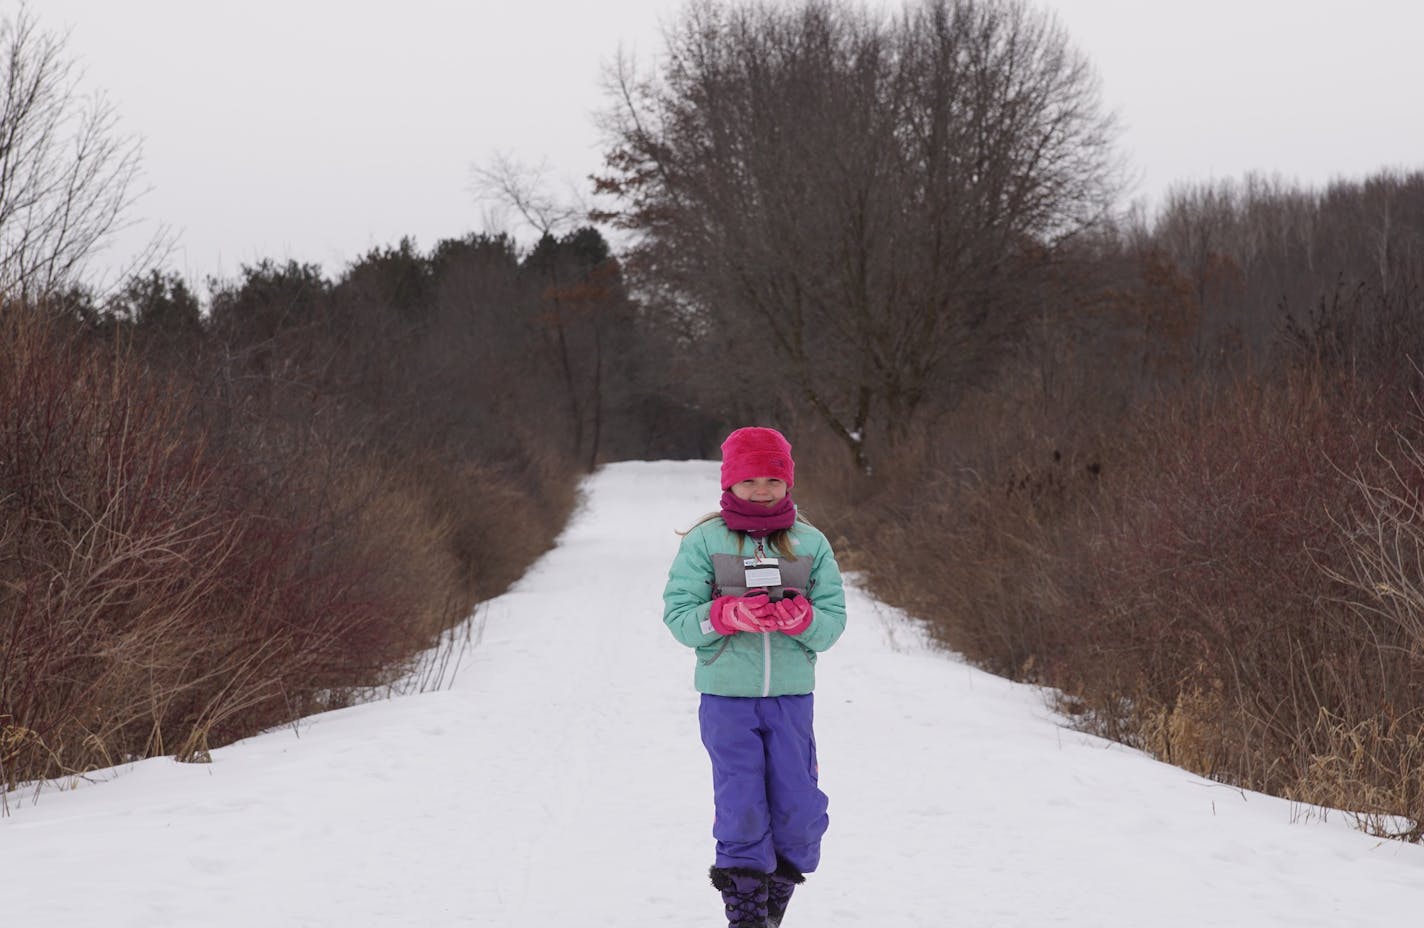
[720,427,795,490]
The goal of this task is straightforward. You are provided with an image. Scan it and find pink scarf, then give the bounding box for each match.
[720,491,796,538]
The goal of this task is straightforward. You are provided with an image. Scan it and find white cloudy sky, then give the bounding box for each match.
[28,0,1424,289]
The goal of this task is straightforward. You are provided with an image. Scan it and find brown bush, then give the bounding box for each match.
[0,309,452,790]
[338,448,579,617]
[796,357,1111,682]
[1051,375,1410,787]
[804,356,1424,838]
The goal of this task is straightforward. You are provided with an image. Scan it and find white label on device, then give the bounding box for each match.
[744,558,781,587]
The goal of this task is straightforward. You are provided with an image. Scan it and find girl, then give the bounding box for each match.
[662,427,847,928]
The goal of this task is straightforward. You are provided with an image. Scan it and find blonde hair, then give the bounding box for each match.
[677,510,810,561]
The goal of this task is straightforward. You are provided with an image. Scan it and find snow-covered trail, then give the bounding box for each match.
[5,460,1424,927]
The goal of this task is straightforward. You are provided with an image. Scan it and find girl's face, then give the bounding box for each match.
[730,476,788,507]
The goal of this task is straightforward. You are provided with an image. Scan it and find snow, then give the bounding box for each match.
[5,459,1424,926]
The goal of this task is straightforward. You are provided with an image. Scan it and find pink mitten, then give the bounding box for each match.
[709,591,775,634]
[769,590,813,635]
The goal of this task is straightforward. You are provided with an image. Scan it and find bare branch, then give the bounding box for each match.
[470,151,583,240]
[0,7,154,302]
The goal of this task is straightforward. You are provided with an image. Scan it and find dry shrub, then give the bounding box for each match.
[1279,428,1424,836]
[797,373,1108,681]
[1,289,587,796]
[1288,710,1424,842]
[334,454,467,639]
[438,450,580,600]
[848,466,1071,678]
[989,370,1424,829]
[0,309,408,790]
[1046,375,1383,785]
[806,355,1424,838]
[330,445,581,631]
[1133,679,1232,778]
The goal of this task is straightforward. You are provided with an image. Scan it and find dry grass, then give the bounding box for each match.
[1288,710,1424,841]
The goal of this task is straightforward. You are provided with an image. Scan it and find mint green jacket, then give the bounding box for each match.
[662,517,847,698]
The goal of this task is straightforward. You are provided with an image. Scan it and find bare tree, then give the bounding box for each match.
[471,152,585,239]
[0,7,150,302]
[597,0,1121,471]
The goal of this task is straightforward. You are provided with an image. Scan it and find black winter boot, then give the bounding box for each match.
[767,858,805,927]
[709,866,769,928]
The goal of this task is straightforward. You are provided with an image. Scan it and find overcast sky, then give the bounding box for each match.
[29,0,1424,290]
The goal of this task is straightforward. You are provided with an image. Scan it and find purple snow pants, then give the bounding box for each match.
[699,693,829,874]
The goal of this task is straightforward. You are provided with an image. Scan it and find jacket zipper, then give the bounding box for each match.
[755,538,772,696]
[762,631,771,696]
